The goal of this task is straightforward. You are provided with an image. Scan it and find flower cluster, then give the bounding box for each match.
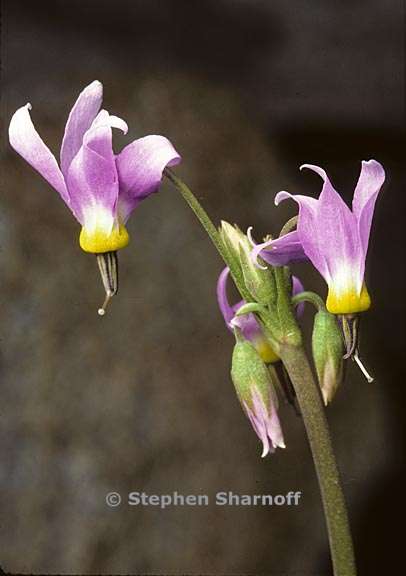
[9,81,385,459]
[216,162,384,456]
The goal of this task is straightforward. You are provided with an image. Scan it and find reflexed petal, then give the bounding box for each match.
[352,159,385,258]
[252,230,307,268]
[217,268,275,361]
[87,109,128,135]
[276,167,364,293]
[292,275,304,296]
[217,267,263,341]
[230,308,262,343]
[60,80,103,176]
[66,144,118,227]
[275,189,331,280]
[100,114,128,134]
[116,135,181,222]
[9,104,69,204]
[84,110,127,162]
[301,164,363,292]
[66,111,123,224]
[216,267,234,326]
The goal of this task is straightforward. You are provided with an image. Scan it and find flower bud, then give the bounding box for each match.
[312,310,344,405]
[219,220,276,306]
[231,334,285,456]
[238,239,276,306]
[219,221,245,270]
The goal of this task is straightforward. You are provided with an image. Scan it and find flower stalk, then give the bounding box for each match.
[279,343,356,576]
[165,169,357,576]
[164,168,251,302]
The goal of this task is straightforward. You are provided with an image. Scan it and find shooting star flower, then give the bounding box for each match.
[253,161,385,316]
[9,80,181,314]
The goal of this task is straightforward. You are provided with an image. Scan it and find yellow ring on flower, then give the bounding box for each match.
[326,283,371,314]
[79,224,130,253]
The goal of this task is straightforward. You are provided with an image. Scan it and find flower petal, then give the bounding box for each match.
[292,275,304,296]
[87,109,128,135]
[231,310,262,343]
[248,387,285,456]
[243,400,271,457]
[9,104,69,204]
[60,80,103,176]
[66,119,119,226]
[107,115,129,134]
[216,267,234,326]
[276,166,363,294]
[352,159,385,257]
[266,407,285,450]
[302,164,363,291]
[252,230,307,268]
[116,135,181,222]
[84,110,127,161]
[275,188,331,279]
[217,267,261,339]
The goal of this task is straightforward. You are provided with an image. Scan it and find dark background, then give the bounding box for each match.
[1,1,404,574]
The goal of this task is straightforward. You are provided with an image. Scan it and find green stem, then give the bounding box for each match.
[292,290,327,312]
[279,344,356,576]
[165,168,356,576]
[273,267,302,346]
[164,168,251,302]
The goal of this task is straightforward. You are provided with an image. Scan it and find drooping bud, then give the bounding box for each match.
[231,333,285,456]
[312,310,344,405]
[238,238,276,306]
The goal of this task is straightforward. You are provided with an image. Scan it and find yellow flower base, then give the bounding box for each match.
[326,283,371,314]
[254,338,280,364]
[79,224,130,253]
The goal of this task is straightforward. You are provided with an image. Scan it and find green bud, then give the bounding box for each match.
[219,221,245,271]
[231,334,285,455]
[312,310,344,405]
[231,335,271,406]
[238,239,276,306]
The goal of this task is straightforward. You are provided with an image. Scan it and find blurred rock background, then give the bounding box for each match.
[0,0,404,574]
